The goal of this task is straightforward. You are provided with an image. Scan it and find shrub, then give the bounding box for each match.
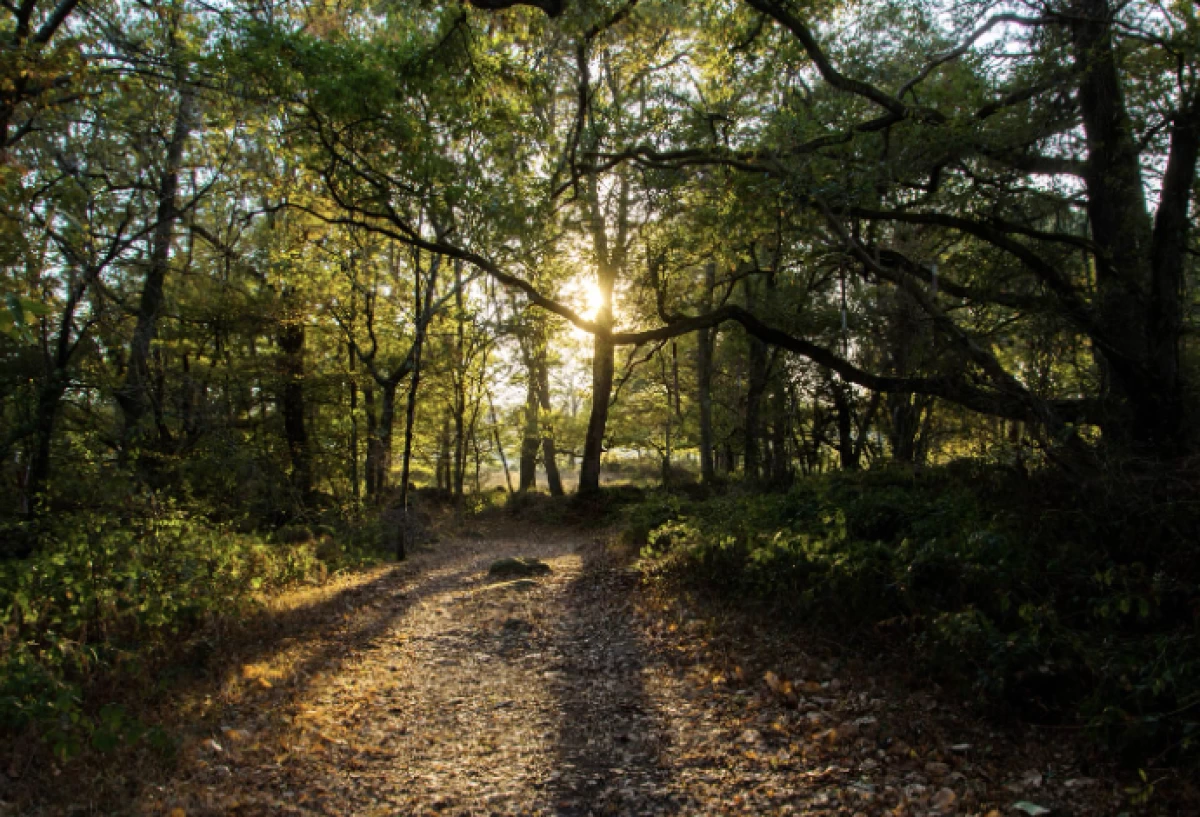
[630,464,1200,765]
[0,502,333,760]
[622,492,685,546]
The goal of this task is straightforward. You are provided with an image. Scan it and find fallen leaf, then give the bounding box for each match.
[931,787,957,813]
[1011,801,1052,816]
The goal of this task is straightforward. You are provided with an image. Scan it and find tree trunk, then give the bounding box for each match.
[720,442,735,476]
[179,351,198,446]
[453,403,466,498]
[741,275,769,480]
[487,391,514,493]
[578,169,626,495]
[1069,0,1194,452]
[396,374,418,561]
[696,317,716,484]
[397,249,440,559]
[452,260,468,502]
[578,329,614,494]
[831,381,860,471]
[769,379,790,485]
[278,317,312,502]
[657,351,672,486]
[117,86,194,447]
[378,380,398,494]
[744,337,769,480]
[519,363,539,492]
[23,374,67,521]
[887,393,929,464]
[348,344,360,500]
[364,384,379,498]
[853,390,882,467]
[439,417,452,492]
[537,357,565,496]
[151,348,172,447]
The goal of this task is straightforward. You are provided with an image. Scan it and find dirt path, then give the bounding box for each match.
[119,529,1132,817]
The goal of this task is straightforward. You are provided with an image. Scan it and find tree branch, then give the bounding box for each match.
[745,0,909,118]
[467,0,564,17]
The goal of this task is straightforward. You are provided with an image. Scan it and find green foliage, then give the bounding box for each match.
[631,465,1200,765]
[622,492,685,546]
[0,502,336,759]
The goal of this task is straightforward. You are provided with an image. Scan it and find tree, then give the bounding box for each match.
[482,0,1199,459]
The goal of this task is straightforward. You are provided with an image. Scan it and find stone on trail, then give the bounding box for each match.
[487,556,552,579]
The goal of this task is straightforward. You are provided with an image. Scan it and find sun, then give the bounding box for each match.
[566,275,618,347]
[583,279,607,320]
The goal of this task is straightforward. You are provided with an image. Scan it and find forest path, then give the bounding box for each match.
[136,527,1120,817]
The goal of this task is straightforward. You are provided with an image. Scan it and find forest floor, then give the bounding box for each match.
[10,521,1178,816]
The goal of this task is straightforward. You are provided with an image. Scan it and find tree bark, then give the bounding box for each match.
[831,380,860,471]
[23,374,67,519]
[769,379,790,485]
[537,355,564,496]
[396,369,418,561]
[377,380,398,494]
[364,384,378,498]
[579,329,614,494]
[888,393,931,464]
[397,250,441,559]
[117,86,195,448]
[519,362,539,492]
[348,343,360,500]
[452,260,468,502]
[439,416,453,492]
[743,344,769,480]
[696,265,717,483]
[487,391,514,493]
[1069,0,1194,452]
[577,170,627,495]
[277,317,312,501]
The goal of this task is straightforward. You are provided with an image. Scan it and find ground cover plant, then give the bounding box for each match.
[0,496,393,763]
[630,463,1200,767]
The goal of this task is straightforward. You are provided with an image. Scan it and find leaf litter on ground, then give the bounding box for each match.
[3,521,1190,816]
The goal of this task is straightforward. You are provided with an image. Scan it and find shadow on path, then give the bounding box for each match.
[127,543,500,815]
[544,541,680,816]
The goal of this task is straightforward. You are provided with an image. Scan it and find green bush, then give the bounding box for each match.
[623,492,685,546]
[0,503,333,760]
[630,464,1200,765]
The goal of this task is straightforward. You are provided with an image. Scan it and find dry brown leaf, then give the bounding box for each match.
[931,787,957,813]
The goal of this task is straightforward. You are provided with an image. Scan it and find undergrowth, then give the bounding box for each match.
[0,496,390,762]
[627,461,1200,767]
